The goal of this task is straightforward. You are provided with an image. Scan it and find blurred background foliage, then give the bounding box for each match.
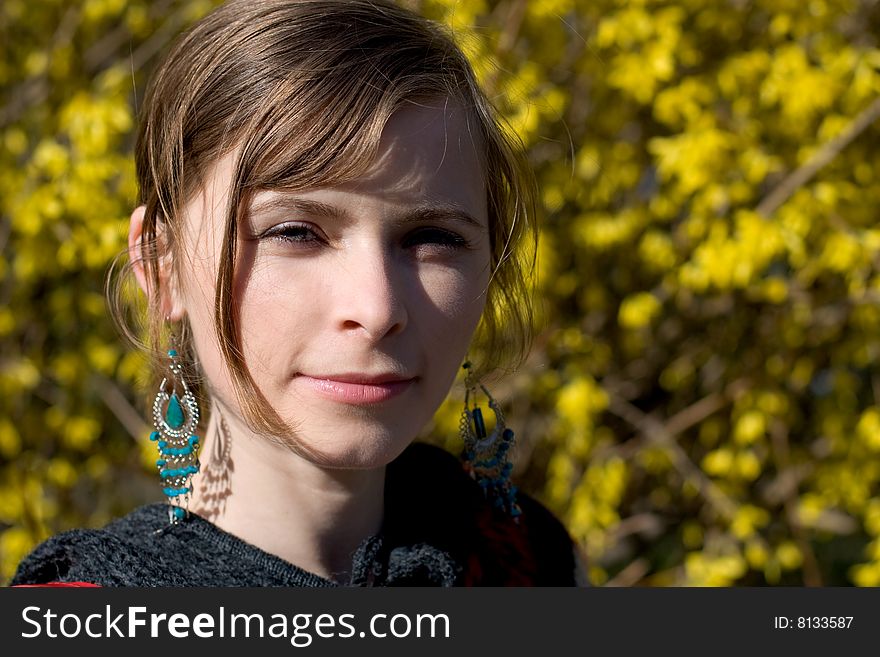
[2,0,880,586]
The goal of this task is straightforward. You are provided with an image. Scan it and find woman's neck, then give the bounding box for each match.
[186,404,386,584]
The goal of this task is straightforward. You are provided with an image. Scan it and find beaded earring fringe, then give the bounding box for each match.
[150,348,201,524]
[459,362,522,520]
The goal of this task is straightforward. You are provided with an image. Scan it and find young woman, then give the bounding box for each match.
[13,0,585,586]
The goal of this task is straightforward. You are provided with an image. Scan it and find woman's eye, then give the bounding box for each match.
[404,228,468,250]
[261,223,321,245]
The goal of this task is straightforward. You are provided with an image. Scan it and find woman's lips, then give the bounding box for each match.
[296,375,416,404]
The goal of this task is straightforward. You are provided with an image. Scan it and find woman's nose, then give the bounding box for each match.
[334,246,409,341]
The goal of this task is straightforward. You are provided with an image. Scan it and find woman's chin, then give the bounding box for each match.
[282,427,414,470]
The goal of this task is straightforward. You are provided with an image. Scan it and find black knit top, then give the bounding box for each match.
[12,443,583,587]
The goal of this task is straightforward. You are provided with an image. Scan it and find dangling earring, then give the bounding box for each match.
[459,361,521,519]
[150,334,201,524]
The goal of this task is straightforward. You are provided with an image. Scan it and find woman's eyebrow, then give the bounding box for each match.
[250,196,483,228]
[249,196,346,220]
[399,203,483,228]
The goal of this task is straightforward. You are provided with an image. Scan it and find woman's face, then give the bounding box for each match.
[176,100,491,467]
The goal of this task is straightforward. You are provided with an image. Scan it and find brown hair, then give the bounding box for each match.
[111,0,537,439]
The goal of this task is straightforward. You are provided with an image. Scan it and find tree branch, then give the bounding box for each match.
[605,557,650,587]
[769,419,824,586]
[482,0,527,96]
[756,95,880,217]
[0,5,81,127]
[92,374,149,442]
[606,393,739,521]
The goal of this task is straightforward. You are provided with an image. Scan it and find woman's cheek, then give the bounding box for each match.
[176,254,240,400]
[423,264,488,325]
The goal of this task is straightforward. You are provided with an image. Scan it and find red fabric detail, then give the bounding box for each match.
[464,505,539,586]
[13,582,101,588]
[463,552,484,586]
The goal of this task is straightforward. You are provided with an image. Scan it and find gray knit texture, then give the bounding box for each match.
[12,444,578,586]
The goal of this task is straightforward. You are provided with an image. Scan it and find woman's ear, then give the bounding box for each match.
[128,205,186,320]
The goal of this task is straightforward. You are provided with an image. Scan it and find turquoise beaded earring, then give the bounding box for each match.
[149,340,201,524]
[459,361,521,519]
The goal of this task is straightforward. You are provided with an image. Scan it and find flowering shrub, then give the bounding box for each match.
[2,0,879,586]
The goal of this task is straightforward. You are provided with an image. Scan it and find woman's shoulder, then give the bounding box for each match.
[10,505,171,587]
[392,442,588,586]
[515,492,590,586]
[11,504,341,587]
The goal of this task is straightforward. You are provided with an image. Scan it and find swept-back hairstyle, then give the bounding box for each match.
[112,0,537,439]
